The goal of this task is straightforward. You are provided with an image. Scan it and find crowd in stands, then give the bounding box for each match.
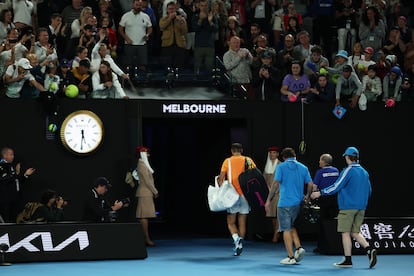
[0,0,413,103]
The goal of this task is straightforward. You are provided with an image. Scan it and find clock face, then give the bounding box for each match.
[60,110,104,155]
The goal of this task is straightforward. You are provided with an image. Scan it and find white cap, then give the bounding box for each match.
[17,58,32,70]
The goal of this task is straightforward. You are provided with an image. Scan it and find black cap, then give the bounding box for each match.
[342,64,352,72]
[94,177,112,188]
[79,59,90,68]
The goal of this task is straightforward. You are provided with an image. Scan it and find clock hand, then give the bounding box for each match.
[81,129,85,150]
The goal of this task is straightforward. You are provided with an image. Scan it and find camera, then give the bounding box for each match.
[120,197,130,207]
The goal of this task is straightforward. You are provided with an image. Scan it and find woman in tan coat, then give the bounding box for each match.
[135,146,159,246]
[263,146,282,243]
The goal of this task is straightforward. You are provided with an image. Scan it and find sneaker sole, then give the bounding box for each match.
[334,263,353,268]
[369,249,377,268]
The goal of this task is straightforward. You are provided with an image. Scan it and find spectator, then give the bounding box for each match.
[303,45,330,85]
[293,30,314,63]
[226,0,248,27]
[47,13,64,53]
[118,0,153,72]
[57,59,73,97]
[65,6,93,59]
[359,6,386,58]
[361,64,382,102]
[249,0,275,37]
[34,27,58,65]
[69,58,92,98]
[71,45,89,68]
[98,16,118,58]
[0,9,15,41]
[78,24,97,57]
[12,0,36,32]
[284,16,301,42]
[355,47,376,80]
[91,60,128,99]
[245,22,262,53]
[275,34,302,76]
[91,33,128,79]
[382,65,402,102]
[225,15,246,49]
[192,0,218,76]
[383,26,406,70]
[403,29,414,72]
[283,1,303,33]
[3,57,46,98]
[401,63,414,102]
[280,60,310,103]
[159,1,188,69]
[211,0,228,58]
[307,74,335,103]
[347,42,364,72]
[335,64,362,108]
[223,36,254,99]
[335,0,358,53]
[251,50,281,101]
[250,34,276,68]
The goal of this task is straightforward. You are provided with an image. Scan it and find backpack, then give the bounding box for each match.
[16,202,44,223]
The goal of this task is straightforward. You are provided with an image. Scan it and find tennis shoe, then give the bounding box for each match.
[280,257,297,265]
[334,258,353,268]
[367,248,377,268]
[233,237,243,256]
[294,247,305,262]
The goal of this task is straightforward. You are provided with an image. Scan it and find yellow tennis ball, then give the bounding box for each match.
[48,123,57,132]
[319,68,328,75]
[65,84,79,98]
[49,82,57,91]
[358,64,364,70]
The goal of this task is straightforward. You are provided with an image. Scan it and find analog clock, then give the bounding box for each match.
[60,110,104,155]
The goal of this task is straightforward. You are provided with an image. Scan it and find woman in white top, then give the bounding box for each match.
[70,6,93,39]
[92,60,128,99]
[0,9,15,41]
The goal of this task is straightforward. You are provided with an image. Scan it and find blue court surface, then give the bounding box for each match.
[1,238,413,276]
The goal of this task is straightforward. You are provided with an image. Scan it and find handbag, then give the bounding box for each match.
[207,159,240,212]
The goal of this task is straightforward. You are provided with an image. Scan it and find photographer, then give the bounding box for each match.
[28,189,66,223]
[83,177,124,222]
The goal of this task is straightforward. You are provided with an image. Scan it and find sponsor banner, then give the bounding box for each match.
[0,222,147,262]
[320,218,414,254]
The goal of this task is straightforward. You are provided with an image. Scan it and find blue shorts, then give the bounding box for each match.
[277,205,301,231]
[227,195,250,214]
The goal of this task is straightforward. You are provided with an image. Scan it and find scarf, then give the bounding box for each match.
[140,151,154,174]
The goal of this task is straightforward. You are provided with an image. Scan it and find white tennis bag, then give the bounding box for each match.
[208,160,240,211]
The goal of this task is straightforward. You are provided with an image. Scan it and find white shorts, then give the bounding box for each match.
[227,195,250,214]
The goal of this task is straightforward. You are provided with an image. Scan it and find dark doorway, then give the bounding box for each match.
[143,118,247,237]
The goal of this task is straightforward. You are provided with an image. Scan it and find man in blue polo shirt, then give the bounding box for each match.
[311,146,377,269]
[312,153,339,252]
[265,147,313,265]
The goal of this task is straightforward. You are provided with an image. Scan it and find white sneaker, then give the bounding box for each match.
[280,257,297,265]
[294,247,306,262]
[233,237,243,256]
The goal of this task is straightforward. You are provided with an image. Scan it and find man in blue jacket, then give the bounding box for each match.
[311,146,377,269]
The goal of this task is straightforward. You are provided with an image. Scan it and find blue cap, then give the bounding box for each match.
[336,50,348,59]
[343,147,359,157]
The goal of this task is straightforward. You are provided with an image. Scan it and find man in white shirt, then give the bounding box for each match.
[118,0,152,72]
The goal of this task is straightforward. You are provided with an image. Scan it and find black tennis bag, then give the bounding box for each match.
[238,158,269,208]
